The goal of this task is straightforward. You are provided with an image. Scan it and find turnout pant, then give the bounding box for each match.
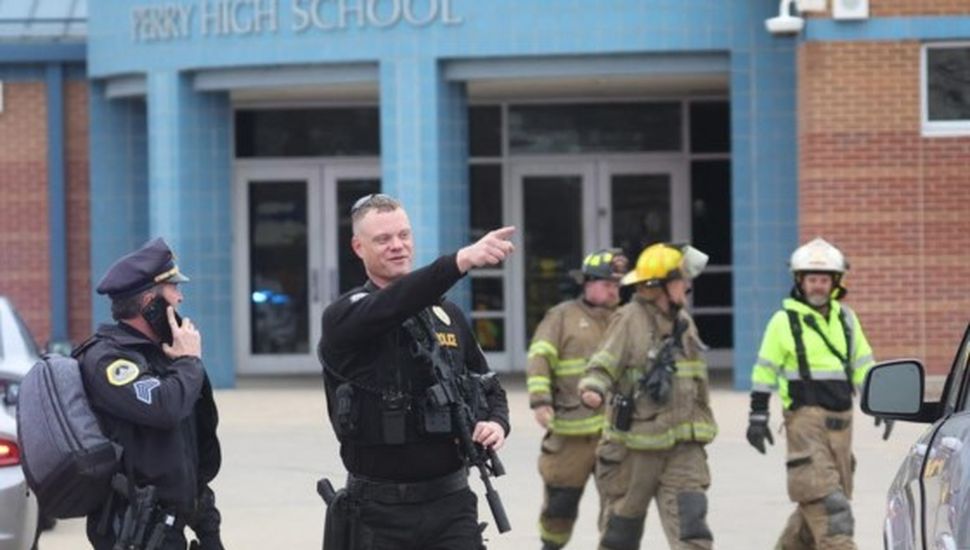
[594,440,713,550]
[777,406,855,550]
[537,432,599,548]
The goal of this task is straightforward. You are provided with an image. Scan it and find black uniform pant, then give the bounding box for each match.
[354,487,482,550]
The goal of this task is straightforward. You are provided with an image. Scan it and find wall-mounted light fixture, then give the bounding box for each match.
[765,0,805,35]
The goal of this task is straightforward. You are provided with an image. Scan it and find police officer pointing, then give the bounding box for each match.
[318,194,513,549]
[77,238,223,550]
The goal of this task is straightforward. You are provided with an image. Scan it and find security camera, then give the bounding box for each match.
[765,14,805,34]
[765,0,805,35]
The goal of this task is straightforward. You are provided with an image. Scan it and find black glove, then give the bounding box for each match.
[746,411,774,454]
[644,363,675,404]
[875,416,895,441]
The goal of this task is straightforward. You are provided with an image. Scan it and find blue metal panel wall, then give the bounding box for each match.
[45,63,68,343]
[88,84,149,328]
[146,72,234,388]
[379,58,470,307]
[728,4,799,390]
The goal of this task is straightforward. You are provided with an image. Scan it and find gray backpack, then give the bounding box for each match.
[16,349,121,518]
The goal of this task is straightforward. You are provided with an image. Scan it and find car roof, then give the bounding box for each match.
[0,296,40,380]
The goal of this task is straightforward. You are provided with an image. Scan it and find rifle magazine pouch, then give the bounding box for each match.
[420,402,452,435]
[380,392,407,445]
[334,384,359,438]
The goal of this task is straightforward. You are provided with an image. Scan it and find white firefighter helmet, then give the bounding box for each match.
[789,237,847,274]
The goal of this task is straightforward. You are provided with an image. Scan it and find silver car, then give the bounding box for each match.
[863,323,970,550]
[0,296,41,550]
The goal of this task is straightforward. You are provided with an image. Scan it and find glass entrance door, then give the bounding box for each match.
[508,158,686,367]
[234,162,379,374]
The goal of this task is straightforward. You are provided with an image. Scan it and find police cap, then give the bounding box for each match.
[96,237,190,298]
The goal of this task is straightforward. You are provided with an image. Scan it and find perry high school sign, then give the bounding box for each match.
[130,0,464,41]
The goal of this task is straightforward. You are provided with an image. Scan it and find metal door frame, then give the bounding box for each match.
[504,156,688,371]
[232,158,379,375]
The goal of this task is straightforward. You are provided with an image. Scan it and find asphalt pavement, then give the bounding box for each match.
[36,374,924,550]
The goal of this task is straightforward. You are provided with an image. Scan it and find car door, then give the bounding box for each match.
[921,324,970,549]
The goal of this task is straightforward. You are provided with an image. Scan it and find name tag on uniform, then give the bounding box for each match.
[436,332,458,348]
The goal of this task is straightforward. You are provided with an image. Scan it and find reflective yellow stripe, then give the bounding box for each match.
[605,422,718,450]
[588,350,619,377]
[550,415,604,436]
[675,360,707,378]
[528,340,559,365]
[554,358,587,376]
[539,522,571,546]
[527,376,551,394]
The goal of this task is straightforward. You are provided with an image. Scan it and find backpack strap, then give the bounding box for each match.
[802,312,855,395]
[785,309,816,406]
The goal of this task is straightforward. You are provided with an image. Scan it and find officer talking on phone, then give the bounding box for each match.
[75,237,224,550]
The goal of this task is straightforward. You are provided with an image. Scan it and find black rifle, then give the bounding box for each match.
[641,317,688,404]
[404,311,511,534]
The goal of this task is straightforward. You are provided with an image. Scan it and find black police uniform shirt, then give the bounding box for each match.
[319,253,510,482]
[78,322,221,513]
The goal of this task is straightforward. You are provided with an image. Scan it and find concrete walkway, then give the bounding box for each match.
[37,375,923,549]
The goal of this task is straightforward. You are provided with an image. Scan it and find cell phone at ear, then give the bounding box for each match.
[141,296,182,345]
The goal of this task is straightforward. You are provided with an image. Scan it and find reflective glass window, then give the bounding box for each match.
[470,106,502,157]
[509,102,681,154]
[927,47,970,122]
[691,160,732,266]
[689,101,730,153]
[235,108,380,157]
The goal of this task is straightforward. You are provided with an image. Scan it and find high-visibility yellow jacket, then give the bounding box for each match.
[578,296,717,450]
[527,298,614,435]
[751,298,875,411]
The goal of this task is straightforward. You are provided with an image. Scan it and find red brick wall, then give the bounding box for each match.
[870,1,970,17]
[66,81,91,343]
[0,79,91,347]
[0,82,51,343]
[809,1,970,17]
[799,41,970,375]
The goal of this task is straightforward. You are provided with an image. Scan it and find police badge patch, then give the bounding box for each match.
[105,359,140,386]
[432,305,451,326]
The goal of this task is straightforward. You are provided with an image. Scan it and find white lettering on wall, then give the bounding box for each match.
[131,3,194,41]
[365,0,400,29]
[131,0,461,40]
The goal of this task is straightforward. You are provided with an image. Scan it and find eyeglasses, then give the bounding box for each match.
[350,193,393,215]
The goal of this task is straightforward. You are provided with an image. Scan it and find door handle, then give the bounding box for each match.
[311,269,320,303]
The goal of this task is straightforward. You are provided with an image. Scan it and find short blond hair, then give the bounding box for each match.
[351,194,401,235]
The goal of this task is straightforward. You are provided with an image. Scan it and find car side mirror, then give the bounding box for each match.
[862,360,937,422]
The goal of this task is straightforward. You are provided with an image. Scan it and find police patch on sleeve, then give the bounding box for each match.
[105,359,141,386]
[432,305,451,326]
[133,378,161,405]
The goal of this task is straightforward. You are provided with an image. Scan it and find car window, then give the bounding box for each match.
[946,324,970,412]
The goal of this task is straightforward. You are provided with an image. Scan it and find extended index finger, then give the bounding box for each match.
[488,226,516,241]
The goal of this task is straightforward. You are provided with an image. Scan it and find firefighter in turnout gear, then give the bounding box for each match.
[578,243,717,550]
[746,237,883,550]
[527,249,628,550]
